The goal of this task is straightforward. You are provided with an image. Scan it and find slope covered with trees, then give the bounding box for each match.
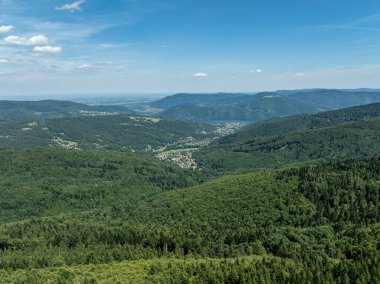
[0,100,133,123]
[195,103,380,172]
[148,92,246,109]
[1,155,380,283]
[160,92,316,123]
[288,89,380,110]
[0,114,216,152]
[218,102,380,145]
[1,98,380,283]
[144,89,380,123]
[0,148,200,223]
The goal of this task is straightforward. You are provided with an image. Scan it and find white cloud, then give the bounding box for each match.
[193,72,208,77]
[250,69,263,73]
[295,73,306,76]
[0,25,14,33]
[55,0,86,12]
[2,35,48,46]
[33,45,63,53]
[77,62,114,70]
[78,64,93,69]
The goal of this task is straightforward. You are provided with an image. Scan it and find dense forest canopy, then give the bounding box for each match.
[195,103,380,173]
[1,149,380,283]
[1,95,380,283]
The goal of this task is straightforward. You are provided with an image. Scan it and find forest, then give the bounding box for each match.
[1,149,380,283]
[0,100,380,283]
[195,103,380,173]
[2,0,380,281]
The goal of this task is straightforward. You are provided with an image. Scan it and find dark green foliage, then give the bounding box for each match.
[160,92,316,123]
[218,102,380,144]
[149,90,380,123]
[149,93,245,109]
[0,148,198,223]
[288,89,380,110]
[1,97,380,282]
[1,153,380,283]
[196,104,380,173]
[0,115,216,152]
[0,100,133,123]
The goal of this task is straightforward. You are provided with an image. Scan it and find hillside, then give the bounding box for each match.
[148,93,248,109]
[0,148,199,223]
[195,105,380,172]
[1,99,380,283]
[1,155,380,283]
[143,89,380,123]
[0,114,216,153]
[160,92,316,123]
[218,102,380,145]
[288,89,380,110]
[0,100,133,123]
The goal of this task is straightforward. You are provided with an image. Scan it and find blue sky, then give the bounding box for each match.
[1,0,380,95]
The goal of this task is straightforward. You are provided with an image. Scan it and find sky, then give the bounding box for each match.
[1,0,380,96]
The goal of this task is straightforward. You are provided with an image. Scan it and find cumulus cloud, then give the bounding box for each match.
[250,69,263,73]
[55,0,86,12]
[0,25,14,33]
[33,45,63,53]
[2,35,48,46]
[192,72,208,77]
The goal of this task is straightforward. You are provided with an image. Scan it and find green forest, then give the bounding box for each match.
[0,115,216,152]
[1,149,380,283]
[1,100,380,283]
[195,103,380,173]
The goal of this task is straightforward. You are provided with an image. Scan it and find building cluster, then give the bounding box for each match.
[154,122,246,169]
[156,150,197,169]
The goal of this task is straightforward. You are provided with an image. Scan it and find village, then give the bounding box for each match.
[154,122,246,169]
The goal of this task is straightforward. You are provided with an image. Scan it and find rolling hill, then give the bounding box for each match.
[217,102,380,144]
[0,100,134,123]
[1,97,380,283]
[287,89,380,110]
[160,92,316,123]
[148,92,249,109]
[142,89,380,123]
[0,114,216,153]
[0,148,198,223]
[195,103,380,172]
[1,153,379,283]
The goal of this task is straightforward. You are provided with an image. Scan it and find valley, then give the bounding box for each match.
[154,122,245,169]
[3,1,379,282]
[1,90,380,283]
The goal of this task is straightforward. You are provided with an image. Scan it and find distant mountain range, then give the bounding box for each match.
[0,100,134,123]
[3,89,380,125]
[139,89,380,123]
[159,92,316,123]
[147,92,312,123]
[286,89,380,110]
[149,93,246,109]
